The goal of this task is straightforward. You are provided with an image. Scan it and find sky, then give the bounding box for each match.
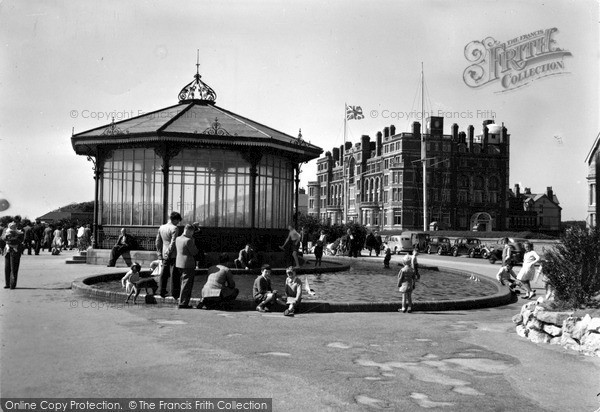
[0,0,598,221]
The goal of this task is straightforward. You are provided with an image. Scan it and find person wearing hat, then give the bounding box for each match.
[253,264,279,312]
[2,222,24,289]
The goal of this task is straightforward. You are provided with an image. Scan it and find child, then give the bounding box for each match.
[314,231,326,267]
[121,262,144,304]
[283,267,302,317]
[51,229,63,255]
[383,243,392,268]
[397,254,415,313]
[253,264,279,312]
[537,259,553,301]
[495,262,519,292]
[411,248,420,280]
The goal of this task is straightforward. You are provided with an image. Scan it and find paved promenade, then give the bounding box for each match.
[1,251,599,411]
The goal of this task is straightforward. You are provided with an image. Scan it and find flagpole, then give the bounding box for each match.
[343,103,348,224]
[421,62,428,232]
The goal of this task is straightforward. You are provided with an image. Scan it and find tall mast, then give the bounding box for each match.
[343,104,348,224]
[421,62,428,231]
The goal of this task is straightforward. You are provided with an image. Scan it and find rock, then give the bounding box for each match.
[562,317,580,334]
[512,314,523,325]
[560,335,580,351]
[543,324,563,337]
[571,317,591,341]
[526,318,544,331]
[532,305,545,316]
[580,333,600,356]
[588,317,600,333]
[549,336,562,345]
[528,329,551,344]
[523,309,532,325]
[521,302,536,313]
[516,325,528,338]
[535,311,573,326]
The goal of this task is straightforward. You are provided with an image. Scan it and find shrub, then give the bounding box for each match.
[543,226,600,308]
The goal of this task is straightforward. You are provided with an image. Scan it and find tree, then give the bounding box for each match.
[543,226,600,307]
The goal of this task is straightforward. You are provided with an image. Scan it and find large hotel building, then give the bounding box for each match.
[308,117,510,231]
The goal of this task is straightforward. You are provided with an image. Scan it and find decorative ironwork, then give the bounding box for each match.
[178,50,217,103]
[201,117,232,136]
[101,117,127,136]
[86,155,97,172]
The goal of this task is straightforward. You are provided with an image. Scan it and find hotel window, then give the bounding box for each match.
[394,211,402,225]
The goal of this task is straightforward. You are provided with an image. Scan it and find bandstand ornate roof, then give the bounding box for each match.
[71,62,322,163]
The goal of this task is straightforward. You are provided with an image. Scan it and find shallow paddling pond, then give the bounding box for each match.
[93,259,499,303]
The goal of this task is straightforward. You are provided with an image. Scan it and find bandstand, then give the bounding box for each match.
[71,63,322,254]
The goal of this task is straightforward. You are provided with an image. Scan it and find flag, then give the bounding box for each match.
[346,104,364,120]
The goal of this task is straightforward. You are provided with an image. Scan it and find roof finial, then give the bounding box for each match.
[178,50,217,104]
[196,49,200,77]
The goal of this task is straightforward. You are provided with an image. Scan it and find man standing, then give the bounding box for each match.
[2,222,24,289]
[32,219,44,255]
[67,226,76,250]
[82,224,92,248]
[107,228,134,267]
[156,212,182,299]
[21,220,33,255]
[374,232,383,257]
[43,224,53,252]
[175,224,198,309]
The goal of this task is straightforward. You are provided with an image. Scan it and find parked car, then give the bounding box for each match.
[451,237,483,257]
[488,238,527,265]
[427,236,452,255]
[386,235,403,254]
[386,232,430,254]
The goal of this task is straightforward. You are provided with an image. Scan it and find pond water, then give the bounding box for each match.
[93,260,498,303]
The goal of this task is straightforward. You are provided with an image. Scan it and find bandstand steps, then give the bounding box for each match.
[65,251,87,264]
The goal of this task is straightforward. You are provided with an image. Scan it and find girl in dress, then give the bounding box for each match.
[51,226,63,255]
[517,242,541,299]
[397,254,416,313]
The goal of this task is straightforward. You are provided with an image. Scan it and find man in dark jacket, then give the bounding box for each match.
[32,219,44,255]
[22,220,33,255]
[107,228,135,267]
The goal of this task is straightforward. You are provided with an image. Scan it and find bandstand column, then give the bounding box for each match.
[294,165,300,228]
[87,153,103,249]
[156,144,181,224]
[250,164,257,228]
[161,154,170,224]
[242,151,262,229]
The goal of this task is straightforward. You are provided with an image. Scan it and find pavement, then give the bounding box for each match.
[1,250,599,411]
